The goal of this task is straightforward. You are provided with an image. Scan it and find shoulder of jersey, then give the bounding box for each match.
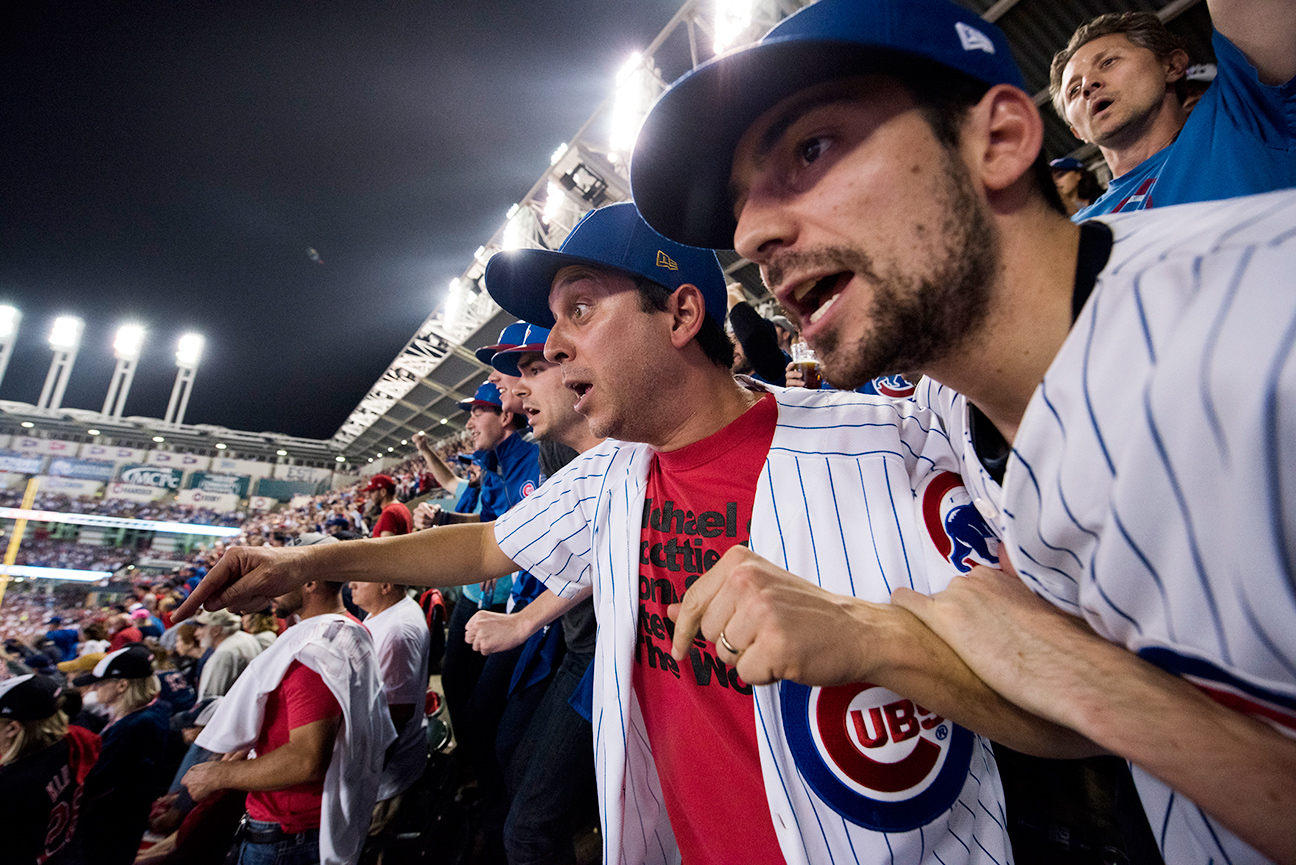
[766,386,939,456]
[1096,187,1296,274]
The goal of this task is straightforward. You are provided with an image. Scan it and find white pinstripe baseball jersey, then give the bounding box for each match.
[918,188,1296,865]
[495,384,1011,865]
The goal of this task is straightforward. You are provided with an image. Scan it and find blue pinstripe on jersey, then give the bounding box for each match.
[920,191,1296,865]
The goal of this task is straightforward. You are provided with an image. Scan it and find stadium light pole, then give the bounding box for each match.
[102,323,145,419]
[164,332,204,426]
[37,315,83,411]
[0,306,21,395]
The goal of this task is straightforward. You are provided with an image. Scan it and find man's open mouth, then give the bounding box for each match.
[789,272,851,325]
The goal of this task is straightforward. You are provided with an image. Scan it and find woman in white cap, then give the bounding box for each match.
[0,673,102,864]
[74,644,174,865]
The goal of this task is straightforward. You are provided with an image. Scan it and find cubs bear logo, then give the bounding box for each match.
[873,375,916,398]
[781,681,973,831]
[920,471,998,573]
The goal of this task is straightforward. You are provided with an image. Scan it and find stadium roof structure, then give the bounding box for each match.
[332,0,1214,465]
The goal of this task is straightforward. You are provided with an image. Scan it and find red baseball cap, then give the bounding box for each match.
[360,474,396,493]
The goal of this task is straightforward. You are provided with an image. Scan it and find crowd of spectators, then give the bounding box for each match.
[2,2,1293,864]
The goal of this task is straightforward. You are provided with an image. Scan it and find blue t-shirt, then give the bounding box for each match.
[1076,32,1296,219]
[44,628,80,661]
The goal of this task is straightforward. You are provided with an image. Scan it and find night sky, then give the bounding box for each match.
[1,0,680,439]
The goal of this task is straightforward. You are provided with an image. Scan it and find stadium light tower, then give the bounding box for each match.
[164,332,204,426]
[0,306,21,394]
[37,315,83,411]
[102,323,145,419]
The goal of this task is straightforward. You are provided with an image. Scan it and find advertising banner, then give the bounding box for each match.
[273,464,332,483]
[0,471,27,489]
[212,457,273,479]
[117,463,183,489]
[146,451,211,471]
[248,496,277,511]
[187,472,250,497]
[47,457,116,482]
[105,483,166,502]
[36,476,103,496]
[0,450,43,474]
[253,478,323,501]
[175,489,241,512]
[12,437,77,455]
[80,443,147,463]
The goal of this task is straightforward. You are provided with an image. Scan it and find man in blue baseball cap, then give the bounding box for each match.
[475,321,531,416]
[629,1,1296,863]
[181,197,1088,864]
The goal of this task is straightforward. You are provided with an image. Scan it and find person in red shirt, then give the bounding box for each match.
[107,614,143,652]
[182,578,353,865]
[360,475,411,538]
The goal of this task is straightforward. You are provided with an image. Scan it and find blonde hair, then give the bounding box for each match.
[0,711,69,767]
[112,675,161,719]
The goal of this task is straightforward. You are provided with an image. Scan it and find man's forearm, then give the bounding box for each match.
[858,603,1103,759]
[311,522,517,587]
[1035,631,1296,864]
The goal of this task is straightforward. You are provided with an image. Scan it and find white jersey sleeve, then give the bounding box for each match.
[493,441,628,599]
[1003,189,1296,865]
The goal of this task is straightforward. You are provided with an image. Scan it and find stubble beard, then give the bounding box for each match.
[777,150,998,388]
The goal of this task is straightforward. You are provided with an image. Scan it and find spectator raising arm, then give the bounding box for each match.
[412,430,461,493]
[1209,0,1296,84]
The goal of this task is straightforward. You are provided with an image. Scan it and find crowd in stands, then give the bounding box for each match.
[1,2,1293,865]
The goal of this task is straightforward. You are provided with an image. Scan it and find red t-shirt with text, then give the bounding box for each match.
[633,392,784,864]
[245,660,341,831]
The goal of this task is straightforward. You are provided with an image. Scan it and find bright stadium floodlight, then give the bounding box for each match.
[714,0,756,54]
[102,323,145,419]
[164,332,204,426]
[0,305,20,394]
[38,315,83,411]
[176,332,204,368]
[550,143,569,166]
[502,204,528,251]
[542,178,566,225]
[444,278,468,330]
[609,52,658,160]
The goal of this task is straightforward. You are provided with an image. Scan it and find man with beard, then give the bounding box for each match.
[361,474,411,538]
[1049,8,1295,219]
[174,201,1097,865]
[627,0,1296,862]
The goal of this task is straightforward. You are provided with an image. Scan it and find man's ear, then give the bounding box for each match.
[964,84,1046,197]
[667,284,708,350]
[1164,47,1190,85]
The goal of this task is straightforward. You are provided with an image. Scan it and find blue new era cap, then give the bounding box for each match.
[1049,157,1085,172]
[474,321,530,364]
[630,0,1026,249]
[489,324,550,377]
[457,381,504,412]
[484,202,728,329]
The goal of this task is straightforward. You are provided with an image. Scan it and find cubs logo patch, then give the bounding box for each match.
[873,375,915,398]
[781,681,973,831]
[520,480,536,498]
[919,471,998,573]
